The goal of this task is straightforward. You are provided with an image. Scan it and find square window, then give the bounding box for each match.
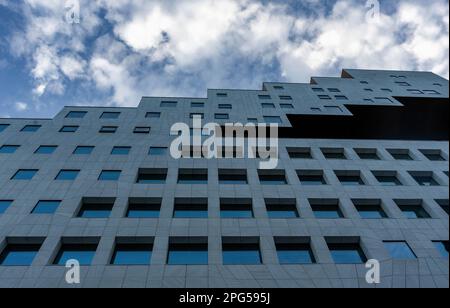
[77,198,115,218]
[384,241,416,260]
[434,241,449,258]
[134,127,151,134]
[297,170,327,185]
[310,199,344,219]
[222,238,261,265]
[409,171,440,186]
[32,200,61,214]
[21,125,41,132]
[73,146,94,155]
[55,170,79,181]
[436,199,449,215]
[99,126,118,134]
[173,198,208,218]
[263,116,282,124]
[322,148,346,159]
[258,95,271,100]
[353,199,387,219]
[178,169,208,184]
[59,126,79,133]
[53,240,99,266]
[388,149,413,161]
[220,198,253,219]
[66,111,87,119]
[275,237,315,264]
[11,169,38,180]
[261,103,276,109]
[215,113,229,120]
[191,102,204,108]
[327,240,367,264]
[111,146,131,155]
[160,101,177,108]
[0,200,13,214]
[168,238,208,265]
[149,147,168,156]
[287,147,313,159]
[258,170,287,185]
[218,104,232,109]
[35,145,57,154]
[218,169,248,184]
[111,239,153,265]
[372,171,402,186]
[98,170,121,181]
[126,198,161,218]
[395,200,431,219]
[279,95,293,100]
[335,171,365,186]
[100,112,120,119]
[0,124,10,132]
[355,148,380,160]
[0,241,43,266]
[266,199,299,219]
[136,168,167,184]
[146,112,161,118]
[0,145,20,154]
[420,150,446,162]
[280,103,294,109]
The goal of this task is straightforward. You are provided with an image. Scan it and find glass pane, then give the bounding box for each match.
[168,250,208,265]
[0,145,19,154]
[74,146,94,155]
[55,246,97,266]
[223,250,261,265]
[267,210,298,219]
[12,170,37,180]
[0,245,40,266]
[112,147,130,155]
[112,249,152,265]
[330,248,366,264]
[0,200,13,214]
[278,249,314,264]
[434,242,449,258]
[221,210,253,219]
[174,210,208,219]
[127,209,160,218]
[56,170,79,180]
[79,209,111,219]
[384,242,416,260]
[32,201,60,214]
[99,171,121,181]
[35,146,57,154]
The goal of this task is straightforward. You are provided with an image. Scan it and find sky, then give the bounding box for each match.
[0,0,448,119]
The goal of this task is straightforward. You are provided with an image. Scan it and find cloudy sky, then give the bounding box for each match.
[0,0,448,118]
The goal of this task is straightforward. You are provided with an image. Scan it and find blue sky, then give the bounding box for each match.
[0,0,448,119]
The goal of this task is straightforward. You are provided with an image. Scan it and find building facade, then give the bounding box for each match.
[0,69,448,288]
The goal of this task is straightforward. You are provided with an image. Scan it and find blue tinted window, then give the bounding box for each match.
[21,125,41,132]
[35,146,57,154]
[174,202,208,218]
[12,169,38,180]
[73,146,94,155]
[0,124,10,132]
[356,205,387,219]
[375,175,402,186]
[66,111,87,118]
[215,114,229,120]
[0,200,13,214]
[329,244,367,264]
[258,95,271,100]
[221,210,253,219]
[384,242,417,260]
[0,244,41,266]
[267,208,299,219]
[100,112,120,119]
[78,201,113,218]
[178,171,208,184]
[111,147,131,155]
[137,170,167,184]
[134,127,151,134]
[218,104,232,109]
[0,145,20,154]
[263,116,282,124]
[191,102,204,108]
[60,126,79,133]
[434,241,449,258]
[54,244,97,265]
[98,171,121,181]
[111,244,153,265]
[223,244,261,265]
[149,147,168,156]
[127,202,161,218]
[311,201,343,219]
[277,244,315,264]
[160,101,177,107]
[32,201,61,214]
[398,204,430,219]
[280,103,294,109]
[55,170,79,181]
[168,244,208,265]
[99,126,117,133]
[337,175,365,186]
[146,112,161,118]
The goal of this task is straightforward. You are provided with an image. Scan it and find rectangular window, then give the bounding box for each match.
[216,93,228,97]
[261,103,276,109]
[327,238,367,264]
[279,95,293,100]
[73,146,94,155]
[77,197,115,218]
[98,170,121,181]
[222,237,261,265]
[0,145,20,154]
[322,148,346,159]
[168,237,208,265]
[99,126,118,134]
[434,241,449,258]
[388,149,413,161]
[215,113,229,120]
[263,116,282,124]
[409,171,440,186]
[395,199,431,219]
[178,169,208,184]
[160,101,177,108]
[173,198,208,218]
[310,199,344,219]
[258,95,271,100]
[355,148,380,160]
[136,168,167,184]
[395,81,411,87]
[0,239,43,266]
[100,112,120,119]
[287,147,313,159]
[59,126,79,133]
[258,169,288,185]
[111,238,153,265]
[126,198,161,218]
[266,199,299,219]
[0,124,10,132]
[111,146,131,155]
[335,95,348,100]
[35,145,57,154]
[55,170,80,181]
[32,200,61,214]
[11,169,38,180]
[145,112,161,118]
[436,199,449,215]
[297,170,327,185]
[218,104,232,109]
[218,169,248,184]
[353,199,387,219]
[134,127,151,134]
[21,125,41,132]
[318,95,332,100]
[191,102,205,108]
[53,238,99,266]
[384,241,417,260]
[312,88,325,93]
[0,200,13,214]
[149,147,168,156]
[220,198,253,219]
[335,171,365,186]
[66,111,87,119]
[372,171,402,186]
[328,88,341,93]
[280,103,294,109]
[420,149,446,161]
[273,85,284,90]
[275,237,315,264]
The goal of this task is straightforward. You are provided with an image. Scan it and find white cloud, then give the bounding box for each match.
[15,102,28,111]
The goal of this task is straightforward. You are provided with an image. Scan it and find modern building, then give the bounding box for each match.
[0,69,448,288]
